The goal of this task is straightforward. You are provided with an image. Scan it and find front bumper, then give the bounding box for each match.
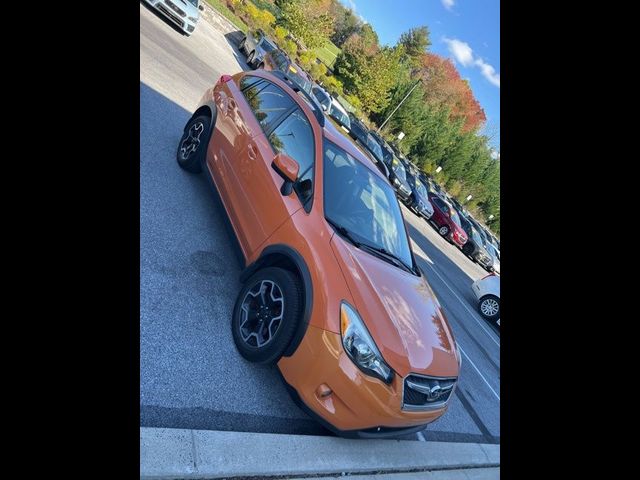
[277,325,447,434]
[147,0,197,34]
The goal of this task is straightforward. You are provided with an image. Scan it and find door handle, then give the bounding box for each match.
[247,144,257,160]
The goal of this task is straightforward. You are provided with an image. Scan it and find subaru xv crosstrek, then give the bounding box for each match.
[176,70,461,438]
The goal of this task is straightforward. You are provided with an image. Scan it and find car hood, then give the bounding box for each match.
[330,234,459,378]
[171,0,199,17]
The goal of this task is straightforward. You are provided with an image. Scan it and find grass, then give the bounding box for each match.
[314,41,341,68]
[205,0,249,33]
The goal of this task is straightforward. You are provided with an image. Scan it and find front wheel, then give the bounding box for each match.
[478,295,500,321]
[177,114,210,173]
[232,267,303,364]
[247,50,255,66]
[438,225,450,237]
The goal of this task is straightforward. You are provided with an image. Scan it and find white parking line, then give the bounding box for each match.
[459,345,500,401]
[421,258,501,348]
[417,431,426,442]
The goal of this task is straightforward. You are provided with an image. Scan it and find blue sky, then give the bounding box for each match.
[340,0,500,150]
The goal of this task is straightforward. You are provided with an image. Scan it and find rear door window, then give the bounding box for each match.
[244,81,295,132]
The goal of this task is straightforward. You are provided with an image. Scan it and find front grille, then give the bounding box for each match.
[165,0,186,17]
[157,4,185,27]
[403,374,456,411]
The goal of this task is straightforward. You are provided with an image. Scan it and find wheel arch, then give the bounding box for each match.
[185,102,218,137]
[240,244,313,357]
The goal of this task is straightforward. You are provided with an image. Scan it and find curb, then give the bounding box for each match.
[140,427,500,479]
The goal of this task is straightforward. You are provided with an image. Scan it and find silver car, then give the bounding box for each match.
[144,0,201,36]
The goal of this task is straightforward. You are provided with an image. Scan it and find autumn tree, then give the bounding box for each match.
[276,0,334,49]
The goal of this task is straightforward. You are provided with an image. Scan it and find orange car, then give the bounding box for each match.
[176,70,462,438]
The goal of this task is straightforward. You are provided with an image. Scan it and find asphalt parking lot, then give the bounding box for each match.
[140,2,499,444]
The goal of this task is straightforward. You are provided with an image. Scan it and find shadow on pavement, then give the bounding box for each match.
[224,31,253,72]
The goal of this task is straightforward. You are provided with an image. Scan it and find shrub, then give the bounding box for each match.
[274,26,288,42]
[282,39,298,58]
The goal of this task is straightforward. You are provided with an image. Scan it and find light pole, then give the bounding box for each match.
[377,80,421,133]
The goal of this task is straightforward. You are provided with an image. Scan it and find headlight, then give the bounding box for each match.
[340,302,394,384]
[188,16,198,22]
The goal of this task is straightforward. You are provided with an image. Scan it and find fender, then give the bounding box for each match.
[240,244,313,357]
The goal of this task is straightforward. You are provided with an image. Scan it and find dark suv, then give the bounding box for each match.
[458,214,494,271]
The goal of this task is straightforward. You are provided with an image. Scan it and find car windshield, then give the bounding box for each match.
[329,105,351,128]
[471,227,483,245]
[365,134,384,162]
[262,41,277,53]
[323,139,413,269]
[392,158,407,181]
[449,208,462,227]
[287,65,312,93]
[414,178,428,198]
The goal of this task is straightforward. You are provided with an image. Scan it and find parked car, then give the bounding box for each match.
[457,215,493,272]
[405,172,434,220]
[427,193,468,248]
[345,116,389,178]
[472,274,500,323]
[388,156,413,203]
[144,0,202,36]
[176,69,461,437]
[260,50,313,94]
[485,242,501,275]
[239,29,278,69]
[312,87,352,133]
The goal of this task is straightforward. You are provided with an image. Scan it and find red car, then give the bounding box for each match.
[427,193,467,248]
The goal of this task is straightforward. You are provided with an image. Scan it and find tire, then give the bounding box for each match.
[239,37,246,53]
[478,295,500,321]
[438,225,450,237]
[176,114,211,173]
[247,50,255,67]
[462,243,473,256]
[232,267,303,364]
[257,61,264,69]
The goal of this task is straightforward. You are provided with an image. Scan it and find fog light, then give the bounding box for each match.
[316,384,332,398]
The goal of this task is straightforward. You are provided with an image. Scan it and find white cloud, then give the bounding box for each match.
[443,37,500,88]
[443,38,474,67]
[442,0,455,10]
[475,58,500,87]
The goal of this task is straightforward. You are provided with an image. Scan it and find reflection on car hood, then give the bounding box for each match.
[330,234,459,378]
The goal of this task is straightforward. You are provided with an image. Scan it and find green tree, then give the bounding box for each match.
[277,0,334,49]
[398,26,431,59]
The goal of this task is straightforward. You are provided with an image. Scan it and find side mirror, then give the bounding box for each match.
[321,104,328,111]
[199,5,204,10]
[272,153,299,196]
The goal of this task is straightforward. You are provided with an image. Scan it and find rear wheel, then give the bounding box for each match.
[438,225,450,237]
[239,37,246,53]
[176,114,210,173]
[247,50,255,66]
[232,267,303,364]
[478,295,500,321]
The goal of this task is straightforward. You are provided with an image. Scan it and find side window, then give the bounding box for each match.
[268,108,315,207]
[246,81,295,132]
[239,75,263,93]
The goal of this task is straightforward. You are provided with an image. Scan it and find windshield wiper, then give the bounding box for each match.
[357,243,414,274]
[327,220,414,274]
[327,219,362,248]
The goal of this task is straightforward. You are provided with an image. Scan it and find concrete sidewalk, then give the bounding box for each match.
[140,427,499,479]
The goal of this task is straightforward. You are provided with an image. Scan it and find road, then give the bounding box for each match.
[140,2,499,444]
